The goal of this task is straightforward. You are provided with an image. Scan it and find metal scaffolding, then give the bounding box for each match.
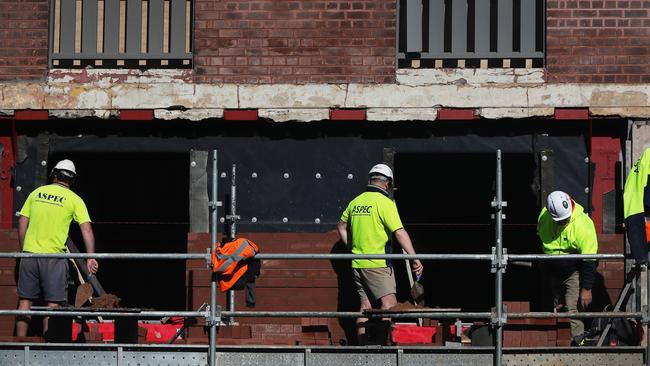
[0,150,645,366]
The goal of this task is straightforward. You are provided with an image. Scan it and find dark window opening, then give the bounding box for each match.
[394,152,539,311]
[52,152,189,310]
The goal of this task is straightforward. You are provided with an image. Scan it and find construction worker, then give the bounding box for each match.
[537,190,598,345]
[15,159,98,337]
[336,163,423,345]
[623,148,650,265]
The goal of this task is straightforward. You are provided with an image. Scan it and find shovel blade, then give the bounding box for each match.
[75,283,93,308]
[410,281,425,305]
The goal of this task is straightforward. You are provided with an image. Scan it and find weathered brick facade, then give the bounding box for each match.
[0,0,49,81]
[547,0,650,83]
[193,0,397,84]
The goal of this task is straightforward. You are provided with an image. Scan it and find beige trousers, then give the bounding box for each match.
[550,270,583,337]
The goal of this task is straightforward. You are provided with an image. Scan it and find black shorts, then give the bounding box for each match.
[17,258,68,303]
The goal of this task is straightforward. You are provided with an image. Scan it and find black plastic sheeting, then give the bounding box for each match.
[13,120,589,234]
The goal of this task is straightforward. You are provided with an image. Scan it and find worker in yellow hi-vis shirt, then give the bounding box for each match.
[537,190,598,346]
[15,159,99,337]
[337,163,423,345]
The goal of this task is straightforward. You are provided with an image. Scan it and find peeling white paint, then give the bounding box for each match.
[49,109,113,119]
[239,84,348,109]
[478,107,554,119]
[154,109,224,121]
[396,68,545,87]
[258,108,329,122]
[1,80,650,121]
[366,108,438,121]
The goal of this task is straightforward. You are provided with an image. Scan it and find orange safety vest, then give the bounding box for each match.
[211,238,260,292]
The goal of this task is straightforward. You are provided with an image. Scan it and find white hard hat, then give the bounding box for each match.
[547,190,572,221]
[369,164,393,180]
[52,159,76,176]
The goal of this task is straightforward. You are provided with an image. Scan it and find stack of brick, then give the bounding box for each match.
[0,230,18,337]
[503,301,571,347]
[297,317,332,346]
[597,234,625,305]
[185,231,342,345]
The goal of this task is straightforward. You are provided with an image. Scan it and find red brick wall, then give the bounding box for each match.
[193,0,396,84]
[546,0,650,83]
[0,0,49,81]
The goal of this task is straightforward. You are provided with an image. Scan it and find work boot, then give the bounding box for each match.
[570,333,592,347]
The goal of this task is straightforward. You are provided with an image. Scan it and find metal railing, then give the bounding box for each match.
[0,150,645,366]
[398,0,545,68]
[49,0,193,68]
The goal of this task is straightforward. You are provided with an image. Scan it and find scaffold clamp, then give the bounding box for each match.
[225,214,241,222]
[491,247,508,273]
[208,200,222,209]
[206,248,213,268]
[491,305,508,327]
[205,304,222,326]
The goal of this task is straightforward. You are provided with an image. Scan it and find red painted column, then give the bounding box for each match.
[590,136,620,234]
[0,118,15,229]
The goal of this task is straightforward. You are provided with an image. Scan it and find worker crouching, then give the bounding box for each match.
[537,190,598,346]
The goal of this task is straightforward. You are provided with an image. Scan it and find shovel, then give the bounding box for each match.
[410,274,425,306]
[67,255,93,308]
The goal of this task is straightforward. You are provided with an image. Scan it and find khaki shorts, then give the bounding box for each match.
[353,267,396,303]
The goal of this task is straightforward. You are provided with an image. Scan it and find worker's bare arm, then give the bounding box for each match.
[18,216,29,250]
[80,222,99,274]
[336,221,349,246]
[394,228,423,276]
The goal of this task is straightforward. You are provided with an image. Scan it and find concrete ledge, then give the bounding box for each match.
[1,82,649,121]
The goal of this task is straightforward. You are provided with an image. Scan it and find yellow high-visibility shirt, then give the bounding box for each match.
[537,201,597,255]
[624,148,650,219]
[20,184,91,253]
[341,186,403,268]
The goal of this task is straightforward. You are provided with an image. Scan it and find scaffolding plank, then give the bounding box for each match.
[0,347,642,366]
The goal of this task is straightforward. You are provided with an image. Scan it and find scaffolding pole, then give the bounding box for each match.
[492,149,505,366]
[209,149,218,366]
[227,164,238,324]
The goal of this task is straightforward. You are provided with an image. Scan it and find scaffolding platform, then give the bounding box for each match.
[0,343,643,366]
